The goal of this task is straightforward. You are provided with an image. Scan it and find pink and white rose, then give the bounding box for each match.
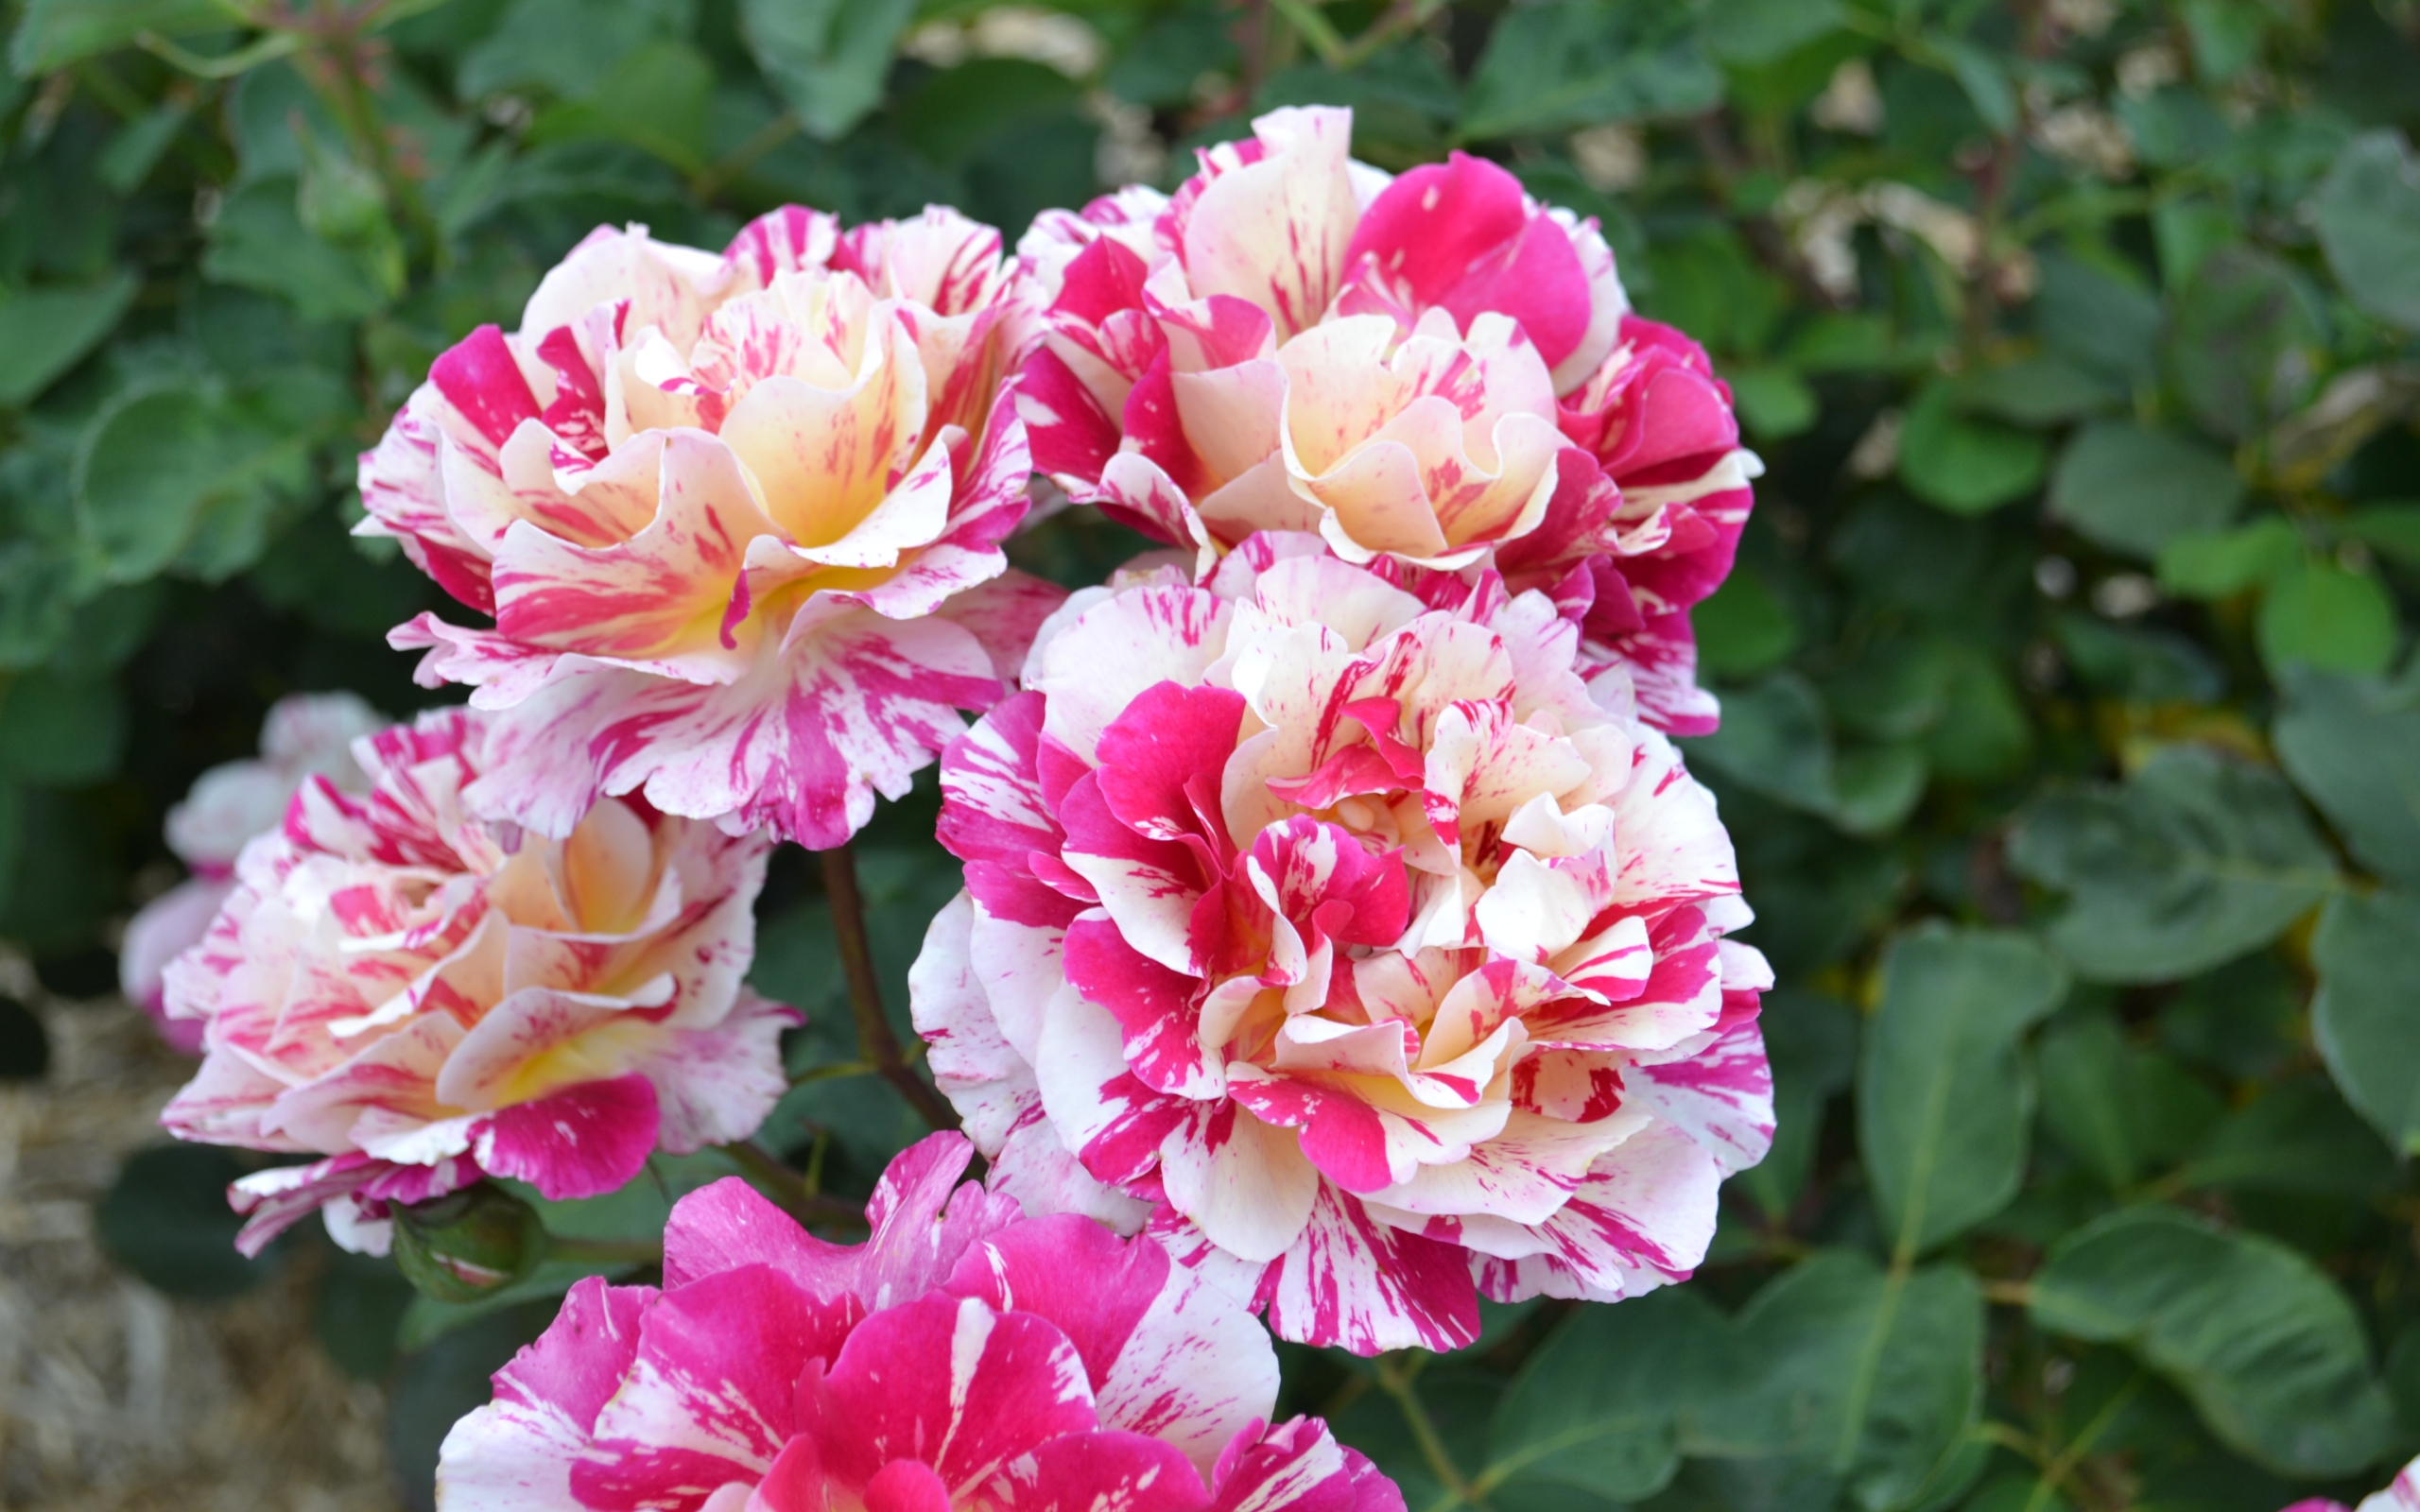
[437,1131,1402,1512]
[2285,1457,2420,1512]
[1015,106,1755,735]
[120,691,386,1052]
[910,535,1772,1354]
[158,707,795,1256]
[365,206,1065,848]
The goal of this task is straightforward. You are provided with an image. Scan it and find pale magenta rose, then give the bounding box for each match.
[362,206,1066,848]
[909,534,1772,1354]
[436,1133,1402,1512]
[1016,107,1757,734]
[158,707,795,1256]
[2285,1458,2420,1512]
[120,691,387,1052]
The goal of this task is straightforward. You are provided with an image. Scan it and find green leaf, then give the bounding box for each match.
[2154,516,2301,599]
[1858,923,2067,1257]
[1682,669,1833,813]
[1693,570,1800,679]
[2029,1205,2394,1476]
[1727,366,1818,440]
[0,272,138,407]
[2036,1012,2221,1191]
[1898,382,2047,515]
[1918,644,2031,782]
[1951,355,2124,426]
[2175,1076,2395,1196]
[203,179,397,322]
[2167,247,2326,442]
[2033,253,2161,388]
[1831,743,1928,835]
[2256,558,2398,677]
[2314,130,2420,334]
[2052,613,2226,705]
[0,669,125,786]
[527,40,715,173]
[2009,745,2338,983]
[1703,0,1841,65]
[98,98,189,193]
[1461,0,1720,140]
[95,1143,287,1300]
[1696,1249,1986,1511]
[314,1250,416,1381]
[1931,36,2014,132]
[2312,888,2420,1154]
[457,0,689,101]
[741,0,918,141]
[2341,503,2420,568]
[73,381,311,585]
[1737,989,1858,1221]
[2048,421,2246,560]
[9,0,229,75]
[2152,198,2238,290]
[1479,1289,1726,1504]
[895,57,1082,169]
[2273,663,2420,888]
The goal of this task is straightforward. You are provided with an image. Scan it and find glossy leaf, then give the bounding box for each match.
[2048,421,2245,560]
[2030,1206,2394,1476]
[2256,558,2398,677]
[0,271,137,406]
[740,0,918,141]
[1461,0,1720,139]
[2315,129,2420,332]
[2311,888,2420,1155]
[1481,1290,1728,1505]
[2273,664,2420,888]
[1858,924,2067,1257]
[1694,1249,1986,1512]
[1898,381,2047,515]
[2008,745,2338,983]
[72,383,310,585]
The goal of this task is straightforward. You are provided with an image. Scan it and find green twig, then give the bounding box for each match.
[1376,1352,1487,1509]
[693,112,802,203]
[718,1139,871,1226]
[135,28,301,79]
[821,843,959,1131]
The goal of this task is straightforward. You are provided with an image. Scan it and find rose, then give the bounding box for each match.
[158,707,794,1256]
[2281,1458,2420,1512]
[1016,106,1754,734]
[119,691,385,1052]
[363,206,1065,848]
[437,1132,1403,1512]
[911,535,1772,1354]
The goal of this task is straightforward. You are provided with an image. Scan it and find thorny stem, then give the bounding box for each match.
[1375,1352,1487,1510]
[821,843,960,1131]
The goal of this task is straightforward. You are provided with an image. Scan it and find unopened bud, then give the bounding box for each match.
[390,1183,544,1302]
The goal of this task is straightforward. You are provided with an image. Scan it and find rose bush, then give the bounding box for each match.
[365,207,1064,848]
[911,534,1771,1353]
[439,1131,1402,1512]
[158,707,794,1255]
[1015,105,1756,733]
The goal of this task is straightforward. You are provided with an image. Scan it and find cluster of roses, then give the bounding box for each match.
[144,107,1777,1512]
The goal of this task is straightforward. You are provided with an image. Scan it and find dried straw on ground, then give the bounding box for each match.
[0,952,399,1512]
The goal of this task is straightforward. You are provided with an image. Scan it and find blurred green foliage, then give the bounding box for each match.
[8,0,2420,1507]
